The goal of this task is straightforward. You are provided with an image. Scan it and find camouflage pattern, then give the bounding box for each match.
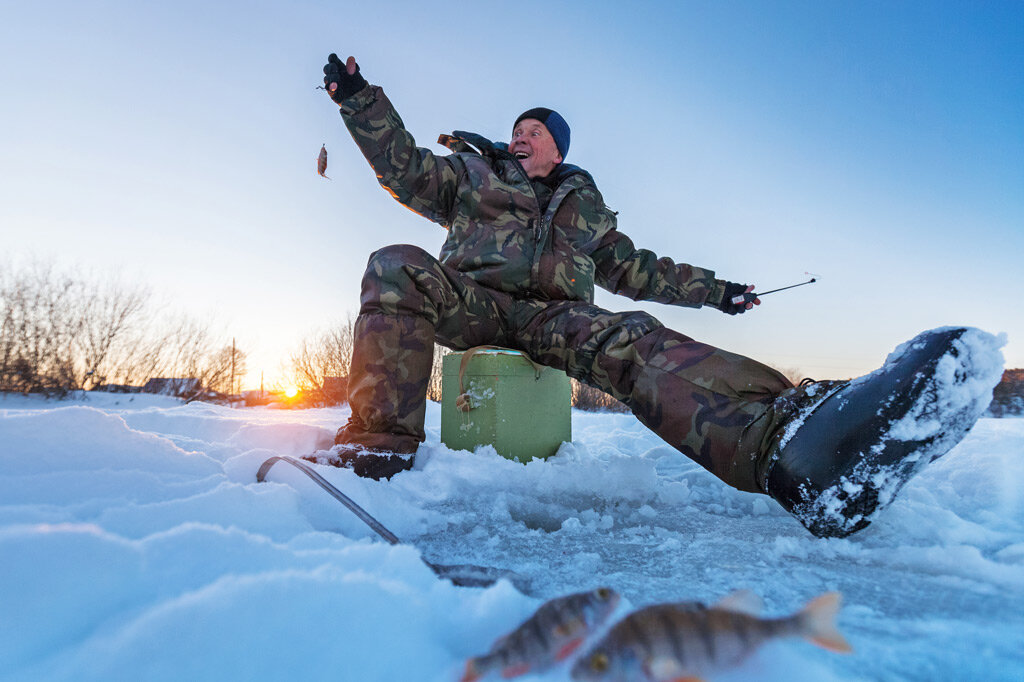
[343,312,433,454]
[337,85,725,308]
[334,83,796,492]
[345,244,794,492]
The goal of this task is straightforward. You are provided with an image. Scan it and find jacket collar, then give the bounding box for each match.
[440,130,593,188]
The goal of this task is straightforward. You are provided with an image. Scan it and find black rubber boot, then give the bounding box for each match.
[300,428,415,481]
[764,327,999,538]
[331,445,413,480]
[303,444,414,481]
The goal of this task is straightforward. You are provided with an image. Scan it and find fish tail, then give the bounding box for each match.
[798,592,852,653]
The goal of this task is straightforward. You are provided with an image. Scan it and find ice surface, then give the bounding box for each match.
[1,385,1022,681]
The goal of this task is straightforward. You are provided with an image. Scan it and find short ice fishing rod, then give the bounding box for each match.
[731,276,818,305]
[256,455,530,591]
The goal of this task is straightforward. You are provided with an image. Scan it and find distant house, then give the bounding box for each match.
[241,389,272,406]
[93,384,142,394]
[142,378,202,397]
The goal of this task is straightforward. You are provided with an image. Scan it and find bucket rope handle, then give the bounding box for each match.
[456,346,545,412]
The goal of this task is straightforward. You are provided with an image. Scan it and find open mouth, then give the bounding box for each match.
[514,152,530,160]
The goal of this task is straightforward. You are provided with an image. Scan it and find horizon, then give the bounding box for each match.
[3,1,1022,390]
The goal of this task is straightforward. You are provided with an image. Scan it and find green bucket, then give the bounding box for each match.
[441,347,571,462]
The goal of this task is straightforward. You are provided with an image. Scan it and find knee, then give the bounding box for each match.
[360,244,444,320]
[564,309,664,378]
[364,244,436,287]
[588,311,665,354]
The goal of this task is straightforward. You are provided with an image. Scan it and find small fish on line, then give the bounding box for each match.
[461,587,621,681]
[570,590,852,681]
[317,144,330,179]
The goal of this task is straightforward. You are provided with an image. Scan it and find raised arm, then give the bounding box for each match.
[322,54,462,227]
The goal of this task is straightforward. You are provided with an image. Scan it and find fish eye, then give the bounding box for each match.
[589,653,609,671]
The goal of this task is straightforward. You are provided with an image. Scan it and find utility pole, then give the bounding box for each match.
[230,337,236,397]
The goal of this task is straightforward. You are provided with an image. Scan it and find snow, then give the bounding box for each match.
[887,328,1006,442]
[2,381,1022,681]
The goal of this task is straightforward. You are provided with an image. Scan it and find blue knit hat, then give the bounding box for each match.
[513,107,570,160]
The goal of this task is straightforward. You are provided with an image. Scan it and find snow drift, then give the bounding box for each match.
[1,332,1021,681]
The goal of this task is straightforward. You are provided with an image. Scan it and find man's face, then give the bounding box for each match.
[509,118,563,179]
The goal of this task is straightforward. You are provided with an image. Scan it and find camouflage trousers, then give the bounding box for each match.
[342,244,794,493]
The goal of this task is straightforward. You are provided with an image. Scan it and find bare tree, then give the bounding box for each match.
[0,262,81,395]
[0,260,246,401]
[202,344,246,395]
[289,317,356,402]
[0,265,23,391]
[74,278,149,390]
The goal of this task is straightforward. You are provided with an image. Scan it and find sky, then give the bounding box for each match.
[2,0,1022,389]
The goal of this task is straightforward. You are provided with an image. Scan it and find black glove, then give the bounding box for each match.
[717,281,759,315]
[322,53,368,104]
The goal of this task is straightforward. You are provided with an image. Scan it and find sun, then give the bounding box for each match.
[284,386,299,399]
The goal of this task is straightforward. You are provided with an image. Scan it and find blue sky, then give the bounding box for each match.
[2,0,1022,388]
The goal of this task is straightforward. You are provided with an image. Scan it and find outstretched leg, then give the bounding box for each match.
[517,303,1001,537]
[512,300,792,492]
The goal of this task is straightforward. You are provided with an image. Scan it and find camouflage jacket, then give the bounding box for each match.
[338,84,725,308]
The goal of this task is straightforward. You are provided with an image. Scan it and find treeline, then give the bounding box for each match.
[0,262,244,397]
[288,318,628,412]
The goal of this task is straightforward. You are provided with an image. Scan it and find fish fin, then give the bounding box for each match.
[500,662,531,678]
[555,636,584,661]
[799,591,853,654]
[713,589,763,615]
[460,658,482,682]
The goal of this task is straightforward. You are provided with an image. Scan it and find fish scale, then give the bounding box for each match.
[462,588,621,682]
[571,591,851,681]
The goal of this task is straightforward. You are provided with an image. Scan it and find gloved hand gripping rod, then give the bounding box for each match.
[731,278,817,305]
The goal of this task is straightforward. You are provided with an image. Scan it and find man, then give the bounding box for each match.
[317,54,994,538]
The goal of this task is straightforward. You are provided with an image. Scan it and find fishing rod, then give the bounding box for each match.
[256,455,530,591]
[756,277,817,297]
[731,277,818,305]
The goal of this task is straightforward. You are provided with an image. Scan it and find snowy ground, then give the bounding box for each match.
[2,390,1022,681]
